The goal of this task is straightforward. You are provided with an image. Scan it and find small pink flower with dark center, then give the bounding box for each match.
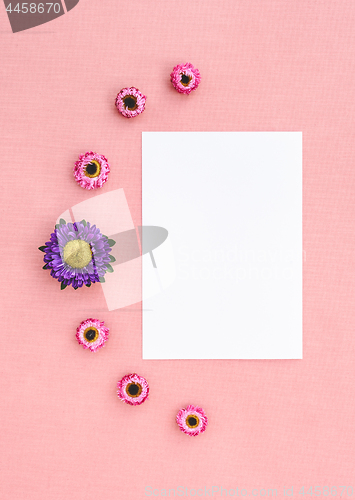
[76,318,109,352]
[117,373,149,406]
[115,87,146,118]
[170,63,201,94]
[176,404,208,436]
[74,151,110,190]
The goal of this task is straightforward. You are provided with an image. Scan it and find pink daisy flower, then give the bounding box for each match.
[73,151,110,190]
[115,87,146,118]
[176,404,208,436]
[117,373,149,406]
[76,318,109,352]
[170,63,201,94]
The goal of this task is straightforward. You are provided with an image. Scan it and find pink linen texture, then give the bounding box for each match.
[1,0,355,499]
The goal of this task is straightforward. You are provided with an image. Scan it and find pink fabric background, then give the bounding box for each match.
[1,1,354,499]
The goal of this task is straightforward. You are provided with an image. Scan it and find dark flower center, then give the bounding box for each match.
[86,162,98,175]
[126,383,142,397]
[180,73,191,86]
[84,160,101,178]
[186,415,199,428]
[123,95,138,110]
[84,327,98,342]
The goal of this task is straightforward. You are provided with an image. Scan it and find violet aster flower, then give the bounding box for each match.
[170,63,201,94]
[115,87,146,118]
[117,373,149,406]
[39,219,116,290]
[73,151,110,190]
[176,404,208,436]
[76,318,109,352]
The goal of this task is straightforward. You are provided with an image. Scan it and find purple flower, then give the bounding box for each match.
[39,219,116,290]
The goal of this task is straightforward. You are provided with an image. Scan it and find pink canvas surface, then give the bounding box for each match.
[1,1,354,499]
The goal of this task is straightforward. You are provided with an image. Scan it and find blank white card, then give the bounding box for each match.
[142,132,302,359]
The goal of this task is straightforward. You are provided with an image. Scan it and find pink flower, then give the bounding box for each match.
[73,152,110,190]
[76,318,109,352]
[115,87,146,118]
[170,63,201,94]
[176,404,208,436]
[117,373,149,406]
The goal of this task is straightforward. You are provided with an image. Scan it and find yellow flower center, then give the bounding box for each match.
[126,383,142,398]
[84,160,101,178]
[186,414,199,428]
[63,239,92,269]
[84,327,99,343]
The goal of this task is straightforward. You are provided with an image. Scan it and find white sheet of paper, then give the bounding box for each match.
[142,132,302,359]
